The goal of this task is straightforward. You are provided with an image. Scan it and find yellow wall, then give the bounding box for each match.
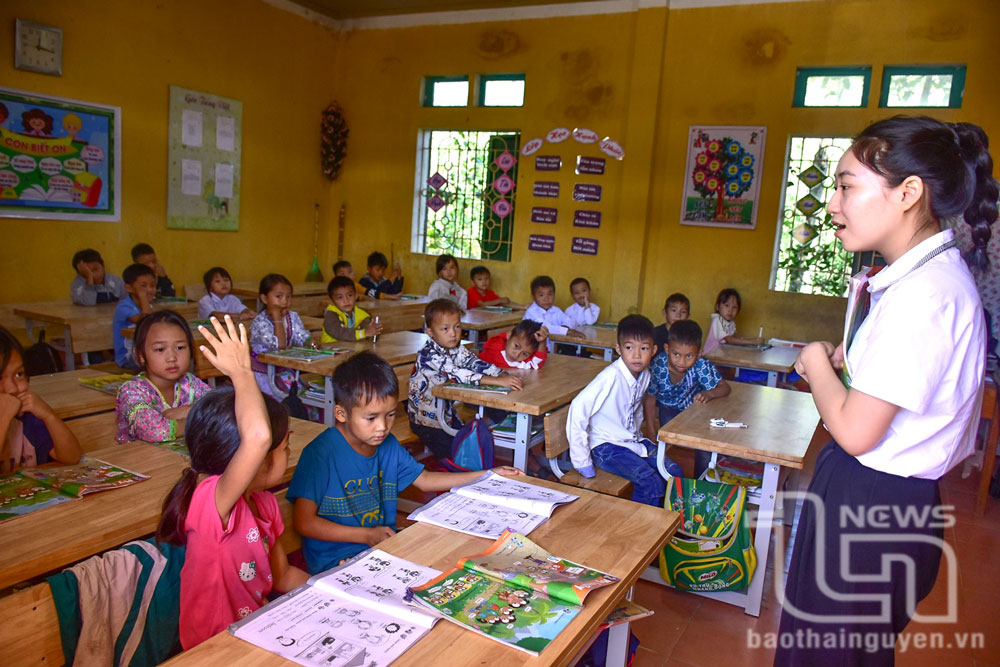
[3,0,998,345]
[0,0,336,304]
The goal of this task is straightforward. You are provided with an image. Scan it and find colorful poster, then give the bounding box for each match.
[681,125,766,229]
[0,87,121,221]
[167,86,242,231]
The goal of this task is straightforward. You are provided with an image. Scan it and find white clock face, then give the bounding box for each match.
[15,20,62,76]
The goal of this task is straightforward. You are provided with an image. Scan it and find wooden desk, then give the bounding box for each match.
[654,382,820,616]
[460,308,525,346]
[704,344,800,387]
[164,477,680,667]
[258,331,430,425]
[232,282,330,318]
[360,296,430,335]
[30,369,117,419]
[548,325,618,361]
[13,300,198,371]
[433,355,609,470]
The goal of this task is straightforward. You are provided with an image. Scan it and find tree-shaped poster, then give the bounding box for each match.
[681,125,766,229]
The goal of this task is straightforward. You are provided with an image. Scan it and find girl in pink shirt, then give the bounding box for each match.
[155,315,308,649]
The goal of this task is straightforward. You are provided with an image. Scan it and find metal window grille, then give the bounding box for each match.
[412,129,519,261]
[771,136,855,297]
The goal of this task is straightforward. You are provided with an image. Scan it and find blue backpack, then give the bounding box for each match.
[440,419,495,472]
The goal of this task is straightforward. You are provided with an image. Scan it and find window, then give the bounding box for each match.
[423,76,469,107]
[478,74,525,107]
[793,67,871,108]
[412,129,520,261]
[879,65,966,108]
[771,135,856,297]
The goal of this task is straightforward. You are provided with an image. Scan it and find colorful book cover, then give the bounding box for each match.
[78,373,134,395]
[152,437,189,456]
[408,530,617,655]
[599,600,653,629]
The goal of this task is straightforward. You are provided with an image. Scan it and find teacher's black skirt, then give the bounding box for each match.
[774,441,944,667]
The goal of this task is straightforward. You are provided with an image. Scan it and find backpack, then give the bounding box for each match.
[23,330,63,376]
[659,477,757,592]
[440,418,495,473]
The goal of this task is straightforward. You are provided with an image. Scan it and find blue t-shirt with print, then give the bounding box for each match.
[287,426,424,573]
[647,355,722,410]
[113,296,142,366]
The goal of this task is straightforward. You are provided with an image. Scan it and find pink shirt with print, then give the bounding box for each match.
[179,475,283,649]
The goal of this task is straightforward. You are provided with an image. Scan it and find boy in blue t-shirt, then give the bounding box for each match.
[112,263,156,369]
[643,319,730,478]
[288,351,522,574]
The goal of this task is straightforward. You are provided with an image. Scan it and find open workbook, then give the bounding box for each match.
[78,373,133,395]
[0,458,149,522]
[229,549,441,667]
[406,471,578,539]
[407,530,619,656]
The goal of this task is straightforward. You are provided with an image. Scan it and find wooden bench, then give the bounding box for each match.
[976,376,999,516]
[543,406,633,498]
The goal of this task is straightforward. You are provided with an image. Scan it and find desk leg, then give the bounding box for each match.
[605,585,632,667]
[468,330,481,348]
[767,371,778,387]
[744,462,781,616]
[323,377,335,426]
[603,348,613,361]
[266,365,287,399]
[63,325,76,371]
[655,439,676,481]
[513,413,529,472]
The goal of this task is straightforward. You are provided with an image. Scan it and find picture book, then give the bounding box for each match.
[0,458,149,523]
[78,373,133,395]
[151,437,189,456]
[445,382,512,394]
[229,548,441,667]
[406,472,578,539]
[407,530,618,656]
[269,347,342,362]
[599,600,653,630]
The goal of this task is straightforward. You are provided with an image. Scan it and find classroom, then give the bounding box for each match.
[0,0,998,665]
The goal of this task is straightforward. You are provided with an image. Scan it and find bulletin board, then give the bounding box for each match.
[0,87,121,221]
[166,86,242,230]
[680,125,765,229]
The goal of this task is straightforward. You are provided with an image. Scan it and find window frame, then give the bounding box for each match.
[422,75,470,107]
[792,66,872,108]
[476,73,526,107]
[878,64,966,108]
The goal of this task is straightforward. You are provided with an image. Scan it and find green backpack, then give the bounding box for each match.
[659,477,757,592]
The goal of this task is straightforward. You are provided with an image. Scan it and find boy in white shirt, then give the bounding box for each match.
[567,315,683,506]
[523,276,584,351]
[564,277,600,328]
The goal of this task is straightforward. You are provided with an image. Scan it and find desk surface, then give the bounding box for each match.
[13,299,199,324]
[231,281,329,297]
[705,344,800,374]
[548,325,618,349]
[259,330,429,375]
[358,295,431,310]
[657,382,819,468]
[0,414,329,589]
[460,308,525,332]
[31,368,117,419]
[433,354,608,416]
[164,477,680,667]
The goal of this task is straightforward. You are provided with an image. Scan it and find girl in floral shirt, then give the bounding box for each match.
[249,274,310,398]
[115,311,211,443]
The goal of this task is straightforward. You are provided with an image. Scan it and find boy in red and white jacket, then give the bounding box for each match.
[479,320,549,370]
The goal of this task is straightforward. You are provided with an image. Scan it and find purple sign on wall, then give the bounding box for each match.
[573,210,601,228]
[576,156,606,175]
[534,181,560,198]
[535,155,562,172]
[573,183,602,202]
[531,207,558,224]
[529,234,556,252]
[571,237,599,255]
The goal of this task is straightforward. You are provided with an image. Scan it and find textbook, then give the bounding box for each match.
[599,600,654,629]
[0,458,149,523]
[407,530,618,656]
[480,305,514,312]
[445,381,512,394]
[229,548,441,667]
[268,346,343,362]
[78,373,134,395]
[406,472,578,539]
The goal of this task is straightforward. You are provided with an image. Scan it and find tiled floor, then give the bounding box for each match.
[628,449,1000,667]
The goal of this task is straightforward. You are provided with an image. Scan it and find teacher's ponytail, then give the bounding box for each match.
[952,122,998,273]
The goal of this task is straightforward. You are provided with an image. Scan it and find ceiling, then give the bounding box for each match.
[287,0,618,21]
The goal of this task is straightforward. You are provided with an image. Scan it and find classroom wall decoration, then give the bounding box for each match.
[680,125,766,230]
[320,101,349,181]
[166,86,242,231]
[0,87,121,221]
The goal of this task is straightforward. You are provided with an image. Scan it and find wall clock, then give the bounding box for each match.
[15,19,63,76]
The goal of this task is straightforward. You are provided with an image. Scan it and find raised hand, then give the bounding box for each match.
[198,315,251,377]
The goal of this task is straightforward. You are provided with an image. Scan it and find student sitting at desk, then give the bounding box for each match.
[131,242,176,298]
[113,263,157,370]
[250,274,310,397]
[653,292,690,353]
[289,351,522,574]
[564,277,601,329]
[427,254,467,311]
[702,288,763,354]
[567,315,682,507]
[0,326,82,472]
[523,275,584,351]
[643,320,730,478]
[359,251,404,300]
[478,319,549,370]
[466,265,522,309]
[321,276,382,343]
[70,248,125,305]
[198,266,254,321]
[408,299,523,460]
[332,259,366,299]
[115,311,211,443]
